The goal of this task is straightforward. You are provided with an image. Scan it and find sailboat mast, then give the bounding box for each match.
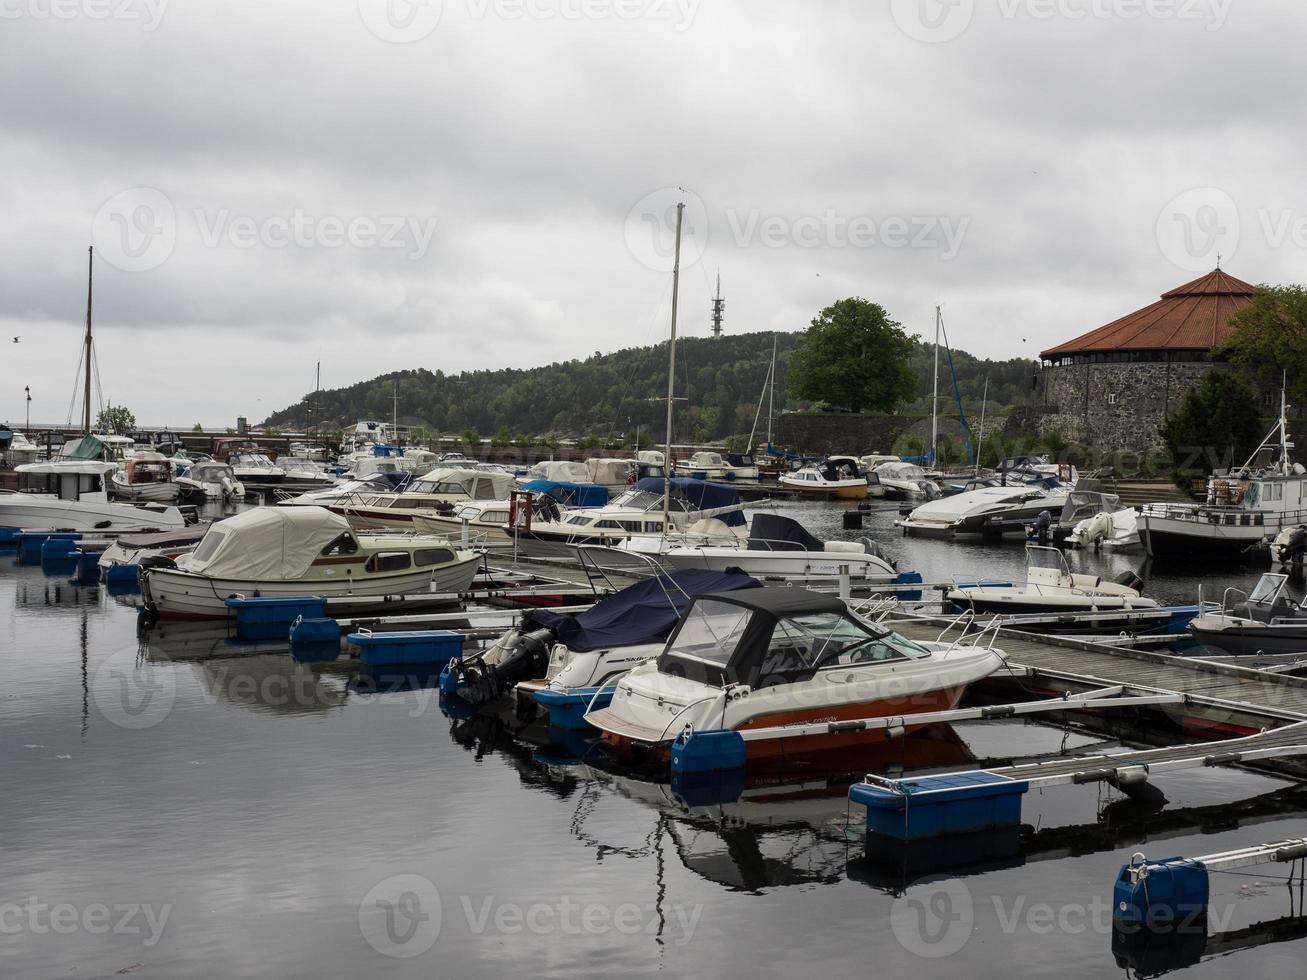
[663,201,685,530]
[392,378,398,443]
[930,305,940,467]
[767,335,776,448]
[1281,375,1290,476]
[975,376,989,477]
[83,246,94,435]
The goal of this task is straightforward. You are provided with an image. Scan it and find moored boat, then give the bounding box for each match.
[585,587,1003,761]
[140,506,481,620]
[0,459,187,533]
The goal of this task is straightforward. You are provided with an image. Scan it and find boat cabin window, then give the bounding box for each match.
[565,515,593,526]
[594,520,623,530]
[191,530,226,564]
[662,600,754,670]
[320,533,359,556]
[760,614,923,684]
[365,552,412,573]
[643,521,663,533]
[414,548,455,567]
[481,511,509,524]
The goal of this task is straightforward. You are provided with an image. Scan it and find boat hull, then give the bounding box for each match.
[1138,513,1272,562]
[1188,617,1307,657]
[141,555,481,620]
[0,495,186,533]
[658,548,896,583]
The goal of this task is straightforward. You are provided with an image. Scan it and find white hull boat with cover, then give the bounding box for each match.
[176,461,246,503]
[140,506,481,620]
[440,569,763,723]
[509,478,746,560]
[871,462,937,502]
[0,459,187,533]
[945,545,1156,614]
[326,468,515,531]
[632,513,899,585]
[897,484,1068,538]
[585,587,1004,760]
[109,454,181,503]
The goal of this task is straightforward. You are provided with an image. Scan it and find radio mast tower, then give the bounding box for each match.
[710,271,725,339]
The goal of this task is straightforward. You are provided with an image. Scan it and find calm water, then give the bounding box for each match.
[3,500,1307,979]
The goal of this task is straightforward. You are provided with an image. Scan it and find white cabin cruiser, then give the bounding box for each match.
[945,546,1155,614]
[627,514,899,586]
[327,468,515,530]
[227,452,286,485]
[585,587,1004,761]
[0,460,188,533]
[524,460,590,484]
[2,430,40,466]
[676,451,760,482]
[274,456,337,489]
[898,483,1069,538]
[871,462,937,502]
[779,457,869,500]
[140,507,481,620]
[109,453,181,503]
[176,461,246,504]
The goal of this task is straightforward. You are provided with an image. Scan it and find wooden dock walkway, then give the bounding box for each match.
[889,615,1307,729]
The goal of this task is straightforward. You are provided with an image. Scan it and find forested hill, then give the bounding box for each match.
[263,332,1035,443]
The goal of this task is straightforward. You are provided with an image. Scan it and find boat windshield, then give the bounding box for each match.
[1027,546,1069,575]
[769,613,929,672]
[609,490,674,512]
[1250,573,1288,604]
[664,599,754,667]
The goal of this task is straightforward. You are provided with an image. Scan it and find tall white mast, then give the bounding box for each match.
[662,201,685,531]
[767,335,776,448]
[930,305,940,466]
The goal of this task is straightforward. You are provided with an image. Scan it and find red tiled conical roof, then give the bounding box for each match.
[1040,269,1257,358]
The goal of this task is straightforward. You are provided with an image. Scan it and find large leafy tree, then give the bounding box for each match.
[95,405,136,433]
[1219,284,1307,405]
[787,298,916,414]
[1159,371,1266,489]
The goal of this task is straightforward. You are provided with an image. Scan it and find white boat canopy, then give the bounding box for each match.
[414,467,514,500]
[17,460,117,476]
[875,462,927,481]
[176,507,352,579]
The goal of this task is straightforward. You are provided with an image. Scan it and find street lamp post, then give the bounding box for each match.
[24,385,30,433]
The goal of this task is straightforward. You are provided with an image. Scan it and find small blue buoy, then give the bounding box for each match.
[1112,855,1210,925]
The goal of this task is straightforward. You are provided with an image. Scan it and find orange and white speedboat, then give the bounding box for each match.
[585,587,1003,761]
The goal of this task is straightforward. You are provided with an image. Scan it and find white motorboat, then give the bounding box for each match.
[779,457,869,499]
[871,461,937,502]
[626,513,899,586]
[585,587,1004,761]
[676,451,760,482]
[898,484,1069,538]
[945,546,1155,614]
[327,468,516,530]
[1065,495,1141,551]
[508,478,746,559]
[227,452,286,486]
[524,460,590,484]
[140,506,482,620]
[0,460,187,533]
[411,500,516,546]
[176,461,246,504]
[440,569,763,722]
[2,430,41,466]
[275,456,337,489]
[109,453,181,503]
[97,525,210,569]
[1188,572,1307,657]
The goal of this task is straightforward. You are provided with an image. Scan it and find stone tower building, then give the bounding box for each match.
[1036,269,1257,453]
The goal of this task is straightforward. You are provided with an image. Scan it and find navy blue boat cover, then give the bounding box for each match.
[747,513,824,552]
[633,477,746,528]
[522,569,761,651]
[521,480,609,507]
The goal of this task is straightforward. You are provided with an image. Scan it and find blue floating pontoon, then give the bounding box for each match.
[347,629,464,667]
[850,771,1030,841]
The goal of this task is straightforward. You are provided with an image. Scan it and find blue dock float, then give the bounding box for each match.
[670,729,747,775]
[850,772,1030,840]
[225,595,328,640]
[18,532,80,565]
[0,527,20,547]
[532,686,615,730]
[346,629,464,667]
[40,536,81,576]
[105,562,141,585]
[72,552,102,584]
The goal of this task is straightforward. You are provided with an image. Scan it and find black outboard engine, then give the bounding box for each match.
[444,627,555,705]
[1112,569,1145,594]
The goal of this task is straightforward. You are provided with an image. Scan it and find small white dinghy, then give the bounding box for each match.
[946,546,1155,614]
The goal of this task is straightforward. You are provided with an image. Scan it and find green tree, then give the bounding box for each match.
[461,428,481,449]
[95,405,136,433]
[191,422,204,433]
[1159,372,1266,490]
[787,298,915,413]
[1220,285,1307,405]
[491,426,512,448]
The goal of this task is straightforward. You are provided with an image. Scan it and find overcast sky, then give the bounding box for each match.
[1,0,1301,428]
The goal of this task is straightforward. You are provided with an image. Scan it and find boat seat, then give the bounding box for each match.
[1069,573,1102,590]
[823,541,863,555]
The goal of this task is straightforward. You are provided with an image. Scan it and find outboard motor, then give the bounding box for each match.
[1112,569,1145,594]
[444,627,555,705]
[138,554,177,571]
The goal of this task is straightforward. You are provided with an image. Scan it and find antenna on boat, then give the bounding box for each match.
[663,200,685,532]
[83,245,94,436]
